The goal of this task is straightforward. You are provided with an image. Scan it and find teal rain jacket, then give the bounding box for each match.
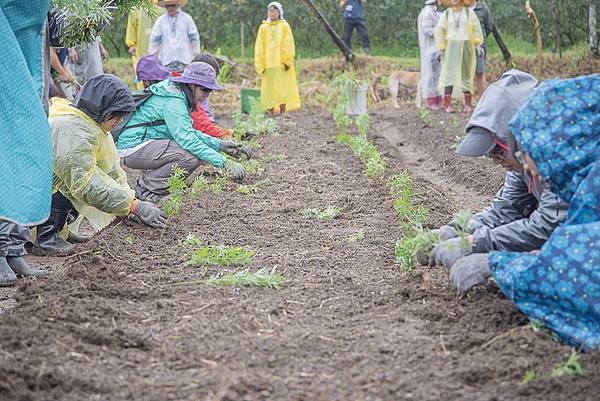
[490,74,600,350]
[0,0,52,225]
[116,80,224,168]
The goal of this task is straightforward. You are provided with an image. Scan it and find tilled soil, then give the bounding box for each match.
[0,106,598,401]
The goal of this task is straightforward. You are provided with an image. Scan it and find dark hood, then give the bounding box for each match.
[510,74,600,203]
[73,74,135,124]
[466,69,538,153]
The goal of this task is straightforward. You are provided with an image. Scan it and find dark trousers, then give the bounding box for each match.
[0,221,30,258]
[343,18,370,51]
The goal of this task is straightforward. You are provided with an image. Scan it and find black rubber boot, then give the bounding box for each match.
[32,208,75,256]
[66,232,92,244]
[6,257,49,278]
[0,257,17,287]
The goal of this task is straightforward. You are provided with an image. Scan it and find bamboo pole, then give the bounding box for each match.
[525,1,543,77]
[590,0,599,58]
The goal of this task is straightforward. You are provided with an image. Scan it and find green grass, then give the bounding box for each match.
[185,245,254,267]
[206,267,284,289]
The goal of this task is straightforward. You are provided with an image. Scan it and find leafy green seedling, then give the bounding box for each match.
[181,233,205,247]
[211,176,228,194]
[365,156,385,177]
[301,208,321,218]
[348,230,366,242]
[395,237,417,274]
[451,209,473,251]
[551,352,585,378]
[125,234,135,244]
[418,108,432,127]
[189,175,209,199]
[336,133,353,144]
[166,166,188,195]
[355,114,370,136]
[319,205,341,220]
[186,245,254,266]
[520,370,536,385]
[206,267,284,289]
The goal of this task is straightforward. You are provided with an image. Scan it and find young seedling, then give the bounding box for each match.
[520,370,536,385]
[238,178,272,195]
[186,245,254,267]
[125,234,135,244]
[181,233,205,247]
[418,108,432,127]
[395,237,417,273]
[551,352,585,378]
[365,156,385,178]
[301,208,321,218]
[206,267,284,289]
[161,166,188,238]
[451,209,473,251]
[319,205,341,220]
[211,176,228,194]
[355,114,370,137]
[348,230,366,243]
[336,133,353,144]
[189,175,209,199]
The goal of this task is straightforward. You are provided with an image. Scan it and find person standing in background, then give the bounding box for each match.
[149,0,200,65]
[473,0,494,95]
[254,2,301,114]
[69,36,109,86]
[418,0,442,110]
[434,0,484,113]
[340,0,370,55]
[126,0,162,89]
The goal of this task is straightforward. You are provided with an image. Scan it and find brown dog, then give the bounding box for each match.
[388,70,422,109]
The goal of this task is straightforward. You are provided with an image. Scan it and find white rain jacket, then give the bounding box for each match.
[418,4,441,99]
[149,9,200,65]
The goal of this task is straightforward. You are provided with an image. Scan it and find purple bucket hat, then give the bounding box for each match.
[169,62,224,91]
[135,55,169,82]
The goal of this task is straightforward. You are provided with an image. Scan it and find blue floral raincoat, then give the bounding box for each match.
[489,74,600,350]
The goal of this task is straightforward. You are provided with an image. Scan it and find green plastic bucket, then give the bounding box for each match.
[241,88,261,114]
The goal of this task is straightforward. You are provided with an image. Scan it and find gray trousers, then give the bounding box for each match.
[121,140,201,195]
[0,221,30,258]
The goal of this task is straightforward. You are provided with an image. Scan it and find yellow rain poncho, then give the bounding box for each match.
[49,80,136,233]
[434,6,483,94]
[254,19,301,112]
[126,2,162,89]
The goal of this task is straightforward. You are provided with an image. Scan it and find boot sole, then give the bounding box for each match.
[29,247,75,257]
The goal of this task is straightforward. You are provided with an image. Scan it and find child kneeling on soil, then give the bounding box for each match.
[117,62,249,203]
[32,75,167,256]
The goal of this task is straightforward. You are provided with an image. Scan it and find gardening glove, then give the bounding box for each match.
[429,237,472,270]
[224,160,246,181]
[432,225,458,241]
[239,146,253,160]
[449,253,491,295]
[476,45,484,57]
[131,200,167,229]
[219,141,243,158]
[240,129,256,141]
[416,225,457,266]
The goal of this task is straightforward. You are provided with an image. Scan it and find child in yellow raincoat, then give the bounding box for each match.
[33,75,166,256]
[435,0,483,113]
[254,2,301,113]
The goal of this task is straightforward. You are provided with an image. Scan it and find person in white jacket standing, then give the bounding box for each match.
[418,0,442,110]
[149,0,200,65]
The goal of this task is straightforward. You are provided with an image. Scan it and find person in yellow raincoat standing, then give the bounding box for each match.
[254,2,301,113]
[126,0,162,89]
[434,0,483,113]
